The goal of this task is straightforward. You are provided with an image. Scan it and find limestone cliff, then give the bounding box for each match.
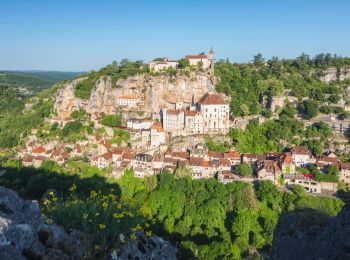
[53,72,215,119]
[320,67,350,83]
[271,204,350,260]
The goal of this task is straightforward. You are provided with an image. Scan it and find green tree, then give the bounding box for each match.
[178,58,190,68]
[236,163,253,177]
[298,100,319,119]
[253,53,265,67]
[101,114,122,127]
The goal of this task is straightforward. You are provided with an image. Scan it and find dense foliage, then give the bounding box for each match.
[101,114,122,127]
[215,53,350,117]
[0,72,80,148]
[0,164,344,259]
[230,115,333,155]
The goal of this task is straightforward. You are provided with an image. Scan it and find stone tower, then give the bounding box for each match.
[209,47,214,73]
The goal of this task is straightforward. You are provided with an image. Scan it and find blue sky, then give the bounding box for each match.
[1,0,350,71]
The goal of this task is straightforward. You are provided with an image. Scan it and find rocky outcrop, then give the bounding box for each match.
[53,72,215,119]
[271,204,350,260]
[320,67,350,83]
[0,186,85,259]
[115,231,176,260]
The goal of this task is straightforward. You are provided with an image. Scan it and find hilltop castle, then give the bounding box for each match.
[149,48,214,73]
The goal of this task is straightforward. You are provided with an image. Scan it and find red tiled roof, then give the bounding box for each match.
[112,147,129,155]
[151,122,164,132]
[219,159,231,167]
[189,157,204,166]
[34,156,45,161]
[291,146,310,155]
[185,55,208,59]
[202,160,210,167]
[318,156,339,164]
[243,154,265,160]
[166,109,182,115]
[208,151,224,159]
[171,151,189,159]
[23,155,33,162]
[122,152,135,160]
[281,152,293,164]
[184,110,197,117]
[99,142,111,149]
[224,150,241,159]
[32,146,46,154]
[340,163,350,171]
[198,92,227,105]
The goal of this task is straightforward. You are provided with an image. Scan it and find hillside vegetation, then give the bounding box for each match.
[0,164,344,259]
[0,71,80,147]
[215,53,350,117]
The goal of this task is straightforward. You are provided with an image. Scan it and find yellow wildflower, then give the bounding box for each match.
[69,184,77,193]
[43,199,51,207]
[82,213,88,219]
[90,190,98,198]
[102,201,108,209]
[49,191,55,197]
[130,233,136,240]
[98,224,106,230]
[146,230,152,237]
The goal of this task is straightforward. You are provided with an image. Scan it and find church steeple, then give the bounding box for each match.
[209,47,214,73]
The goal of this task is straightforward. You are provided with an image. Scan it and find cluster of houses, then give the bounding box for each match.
[21,129,350,194]
[149,48,215,73]
[88,143,350,193]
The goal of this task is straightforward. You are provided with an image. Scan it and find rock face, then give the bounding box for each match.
[0,186,85,259]
[53,72,215,119]
[320,67,350,83]
[116,232,176,260]
[271,204,350,260]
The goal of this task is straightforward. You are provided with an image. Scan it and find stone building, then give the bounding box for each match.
[185,47,214,72]
[149,48,214,73]
[149,59,179,72]
[161,91,230,135]
[116,95,139,108]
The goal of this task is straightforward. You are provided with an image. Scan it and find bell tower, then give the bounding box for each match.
[209,47,214,73]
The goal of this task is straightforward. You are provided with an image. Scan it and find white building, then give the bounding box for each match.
[340,163,350,185]
[116,95,139,108]
[185,48,214,70]
[160,92,230,135]
[291,146,312,167]
[161,109,185,133]
[127,119,152,130]
[91,152,112,169]
[197,92,230,133]
[150,122,166,149]
[149,59,179,72]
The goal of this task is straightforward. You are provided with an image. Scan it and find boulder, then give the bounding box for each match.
[0,186,85,259]
[116,231,176,260]
[271,204,350,260]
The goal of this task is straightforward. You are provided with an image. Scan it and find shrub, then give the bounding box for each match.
[101,114,122,127]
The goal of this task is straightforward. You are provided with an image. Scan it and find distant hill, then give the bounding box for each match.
[13,71,83,83]
[0,70,82,115]
[0,70,82,92]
